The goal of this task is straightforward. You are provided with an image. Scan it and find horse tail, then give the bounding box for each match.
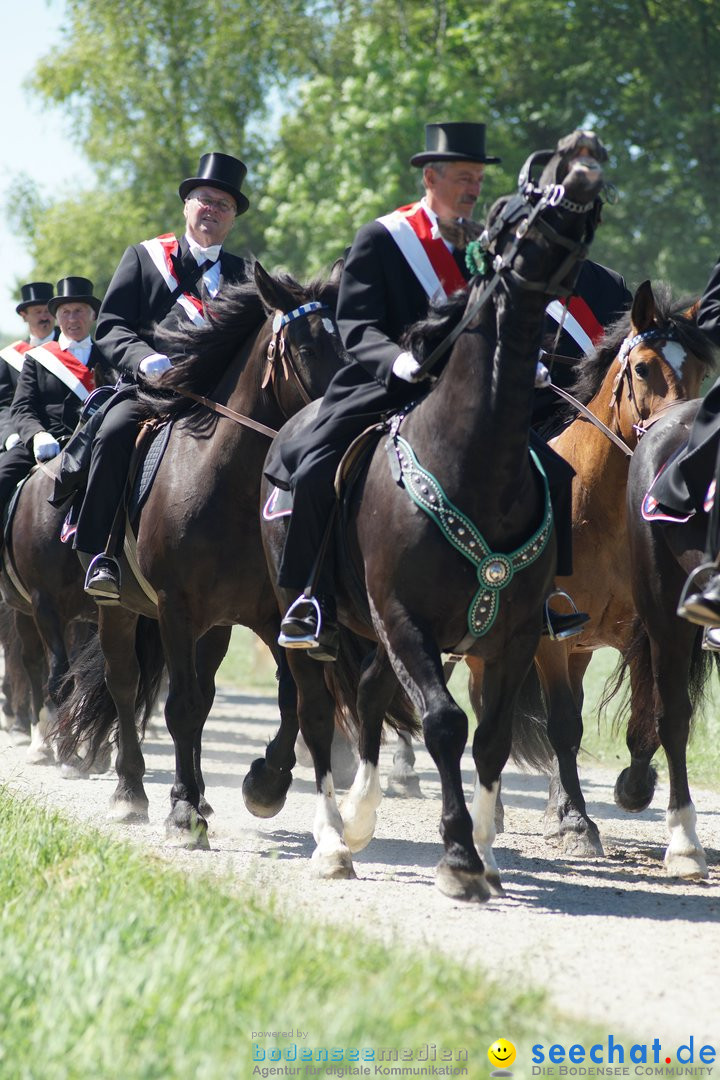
[510,662,555,773]
[324,627,421,739]
[55,616,165,764]
[599,616,717,745]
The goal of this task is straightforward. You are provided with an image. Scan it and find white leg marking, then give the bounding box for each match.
[340,762,382,852]
[664,803,708,878]
[311,773,355,878]
[471,777,501,883]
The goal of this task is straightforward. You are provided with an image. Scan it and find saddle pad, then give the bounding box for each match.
[128,421,174,521]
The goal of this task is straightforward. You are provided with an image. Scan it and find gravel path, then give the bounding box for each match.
[2,684,719,1045]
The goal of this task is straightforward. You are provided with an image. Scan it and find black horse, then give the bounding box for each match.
[56,262,354,842]
[254,131,606,900]
[607,398,717,877]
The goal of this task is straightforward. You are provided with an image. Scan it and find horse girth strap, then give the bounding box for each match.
[172,386,278,439]
[389,430,553,638]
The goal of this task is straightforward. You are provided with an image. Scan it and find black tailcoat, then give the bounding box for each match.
[11,343,113,446]
[95,235,248,378]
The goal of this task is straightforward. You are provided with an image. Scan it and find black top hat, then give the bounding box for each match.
[16,281,54,314]
[410,122,501,167]
[47,277,101,316]
[179,152,249,216]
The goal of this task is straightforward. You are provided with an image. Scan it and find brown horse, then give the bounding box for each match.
[519,281,717,857]
[255,131,606,900]
[57,262,349,841]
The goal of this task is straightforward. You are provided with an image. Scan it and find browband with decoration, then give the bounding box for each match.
[618,327,678,363]
[271,302,330,332]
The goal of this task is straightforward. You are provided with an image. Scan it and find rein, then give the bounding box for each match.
[171,301,334,440]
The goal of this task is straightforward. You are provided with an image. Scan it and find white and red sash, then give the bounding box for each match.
[28,341,95,402]
[0,340,31,372]
[140,233,207,327]
[376,201,466,304]
[545,297,605,355]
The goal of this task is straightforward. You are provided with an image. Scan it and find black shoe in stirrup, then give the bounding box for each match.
[84,554,121,601]
[278,593,339,661]
[542,589,589,640]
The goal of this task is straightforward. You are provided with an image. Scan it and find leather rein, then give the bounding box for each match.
[171,301,333,439]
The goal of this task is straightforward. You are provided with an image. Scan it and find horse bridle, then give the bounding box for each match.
[173,301,336,438]
[610,326,681,440]
[549,325,683,458]
[261,301,336,418]
[414,173,600,380]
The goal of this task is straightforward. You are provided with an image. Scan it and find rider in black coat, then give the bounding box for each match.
[74,153,250,601]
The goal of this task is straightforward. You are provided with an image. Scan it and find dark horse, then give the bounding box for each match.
[0,462,100,764]
[57,262,348,842]
[255,132,606,900]
[605,397,718,877]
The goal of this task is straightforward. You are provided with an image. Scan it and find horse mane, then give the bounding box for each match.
[546,281,719,434]
[136,267,341,420]
[400,288,473,361]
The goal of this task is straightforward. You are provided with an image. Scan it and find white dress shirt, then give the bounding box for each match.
[59,332,92,366]
[185,234,222,297]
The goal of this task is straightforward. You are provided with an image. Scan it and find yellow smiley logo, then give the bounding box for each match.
[488,1039,516,1070]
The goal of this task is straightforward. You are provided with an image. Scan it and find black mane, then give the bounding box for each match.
[137,267,341,421]
[400,288,472,361]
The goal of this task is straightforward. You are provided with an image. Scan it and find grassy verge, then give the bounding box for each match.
[218,629,720,788]
[0,788,602,1079]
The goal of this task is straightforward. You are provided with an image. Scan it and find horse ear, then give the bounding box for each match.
[328,257,344,287]
[630,279,656,332]
[253,260,295,315]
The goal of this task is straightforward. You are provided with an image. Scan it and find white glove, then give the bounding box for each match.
[392,351,424,383]
[4,432,20,451]
[139,354,172,379]
[535,360,551,388]
[33,431,61,462]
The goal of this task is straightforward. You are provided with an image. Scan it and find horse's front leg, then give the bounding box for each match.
[243,629,298,819]
[535,641,603,856]
[340,644,399,852]
[614,647,660,813]
[100,606,150,822]
[193,624,234,819]
[158,603,210,848]
[381,616,488,902]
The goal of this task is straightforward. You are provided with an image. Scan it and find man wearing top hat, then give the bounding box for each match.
[75,152,250,600]
[272,121,592,658]
[0,282,58,451]
[0,277,114,511]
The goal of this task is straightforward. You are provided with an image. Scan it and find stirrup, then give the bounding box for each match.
[84,553,122,604]
[676,561,718,619]
[278,593,324,649]
[544,588,585,641]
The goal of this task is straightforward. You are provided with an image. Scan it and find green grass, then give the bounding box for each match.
[0,788,604,1080]
[218,629,720,789]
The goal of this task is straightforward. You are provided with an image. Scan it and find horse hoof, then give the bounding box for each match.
[561,828,605,858]
[342,821,375,854]
[59,758,84,780]
[385,772,423,798]
[242,759,291,819]
[164,806,210,850]
[311,848,357,880]
[26,745,55,766]
[614,766,657,813]
[109,798,150,824]
[484,871,506,898]
[435,860,491,903]
[198,795,214,818]
[664,851,709,880]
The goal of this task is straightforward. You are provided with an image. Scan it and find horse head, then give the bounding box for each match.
[609,279,716,441]
[254,259,347,419]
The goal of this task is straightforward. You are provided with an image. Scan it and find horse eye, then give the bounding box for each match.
[634,361,649,379]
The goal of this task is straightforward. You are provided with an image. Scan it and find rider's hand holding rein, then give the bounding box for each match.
[139,354,173,380]
[392,351,427,383]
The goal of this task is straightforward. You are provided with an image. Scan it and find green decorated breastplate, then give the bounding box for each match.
[392,435,553,637]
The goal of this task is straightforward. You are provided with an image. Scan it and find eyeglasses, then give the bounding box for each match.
[188,192,236,214]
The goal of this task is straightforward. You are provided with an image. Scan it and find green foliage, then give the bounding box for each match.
[0,787,599,1078]
[10,0,720,301]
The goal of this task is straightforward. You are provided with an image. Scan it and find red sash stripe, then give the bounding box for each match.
[396,203,467,296]
[33,341,96,393]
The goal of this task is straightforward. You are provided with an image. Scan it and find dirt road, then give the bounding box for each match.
[2,684,719,1047]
